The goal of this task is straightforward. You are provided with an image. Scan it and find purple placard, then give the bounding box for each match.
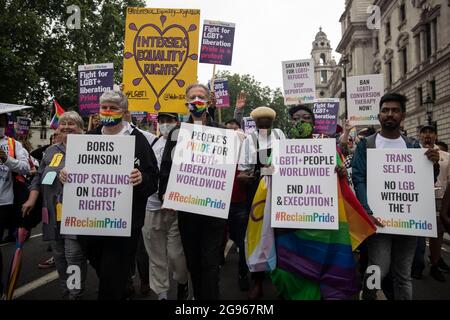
[78,63,114,117]
[312,99,340,136]
[214,80,230,108]
[16,116,31,137]
[200,20,235,66]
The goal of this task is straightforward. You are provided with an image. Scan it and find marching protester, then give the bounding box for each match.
[60,91,159,300]
[159,83,225,300]
[238,106,285,299]
[142,112,189,300]
[412,125,450,282]
[0,112,30,294]
[22,111,87,299]
[352,93,440,300]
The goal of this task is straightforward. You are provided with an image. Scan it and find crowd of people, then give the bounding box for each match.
[0,83,449,300]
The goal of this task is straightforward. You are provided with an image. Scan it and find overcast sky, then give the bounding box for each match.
[144,0,346,90]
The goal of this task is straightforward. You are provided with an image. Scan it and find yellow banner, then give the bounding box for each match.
[123,8,200,113]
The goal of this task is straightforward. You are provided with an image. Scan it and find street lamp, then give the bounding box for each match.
[424,94,434,125]
[340,56,349,120]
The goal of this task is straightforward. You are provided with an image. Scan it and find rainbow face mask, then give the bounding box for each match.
[100,110,123,127]
[187,98,208,118]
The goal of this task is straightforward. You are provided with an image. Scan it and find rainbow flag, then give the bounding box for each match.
[271,151,376,300]
[50,99,65,129]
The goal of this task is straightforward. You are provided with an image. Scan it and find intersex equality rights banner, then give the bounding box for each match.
[163,123,242,219]
[282,59,316,105]
[61,135,135,237]
[368,149,437,237]
[200,20,235,66]
[347,74,384,126]
[78,63,114,117]
[122,8,200,113]
[271,139,338,230]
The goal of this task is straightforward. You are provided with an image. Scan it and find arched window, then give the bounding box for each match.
[320,53,326,65]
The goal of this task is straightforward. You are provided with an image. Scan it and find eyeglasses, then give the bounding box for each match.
[187,95,207,101]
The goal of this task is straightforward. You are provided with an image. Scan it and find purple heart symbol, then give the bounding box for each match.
[133,24,190,109]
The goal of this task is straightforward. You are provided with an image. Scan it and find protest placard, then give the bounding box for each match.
[61,135,135,237]
[212,79,230,108]
[0,103,32,114]
[243,117,256,135]
[271,139,338,229]
[312,99,340,136]
[78,63,114,117]
[367,149,437,237]
[122,8,200,114]
[347,74,384,126]
[163,123,241,219]
[16,116,31,137]
[200,20,235,66]
[282,59,316,105]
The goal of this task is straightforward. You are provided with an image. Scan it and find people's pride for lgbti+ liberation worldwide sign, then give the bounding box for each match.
[271,139,338,230]
[282,59,316,105]
[200,20,235,66]
[78,63,114,117]
[122,8,200,114]
[163,123,242,219]
[367,149,437,237]
[61,135,135,237]
[346,74,384,126]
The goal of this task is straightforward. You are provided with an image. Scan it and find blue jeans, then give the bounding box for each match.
[362,234,417,300]
[228,203,249,278]
[52,238,87,299]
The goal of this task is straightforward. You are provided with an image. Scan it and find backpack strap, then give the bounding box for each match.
[150,137,159,148]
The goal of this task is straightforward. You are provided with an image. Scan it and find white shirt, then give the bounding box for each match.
[146,136,167,210]
[375,134,407,149]
[0,137,30,205]
[238,128,286,171]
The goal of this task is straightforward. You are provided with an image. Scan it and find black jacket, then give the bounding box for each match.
[158,114,219,200]
[89,126,159,230]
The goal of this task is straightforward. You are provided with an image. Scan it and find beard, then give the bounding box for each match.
[381,118,400,130]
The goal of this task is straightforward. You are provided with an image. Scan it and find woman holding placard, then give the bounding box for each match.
[22,111,87,300]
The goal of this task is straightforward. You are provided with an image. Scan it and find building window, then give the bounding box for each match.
[430,79,436,100]
[387,61,393,87]
[432,19,438,53]
[400,47,408,76]
[417,86,423,105]
[399,3,406,23]
[320,70,328,83]
[375,36,379,52]
[426,23,432,59]
[320,91,325,97]
[385,20,391,40]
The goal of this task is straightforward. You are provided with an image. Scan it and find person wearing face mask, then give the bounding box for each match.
[141,112,189,300]
[60,91,159,300]
[238,106,286,300]
[269,105,367,300]
[159,84,227,300]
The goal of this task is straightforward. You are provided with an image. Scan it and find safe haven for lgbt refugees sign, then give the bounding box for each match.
[163,123,241,219]
[271,139,338,230]
[61,135,135,237]
[281,59,316,105]
[367,149,437,237]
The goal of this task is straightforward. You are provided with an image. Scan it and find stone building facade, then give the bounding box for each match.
[330,0,450,144]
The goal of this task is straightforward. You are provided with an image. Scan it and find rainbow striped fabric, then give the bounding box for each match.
[270,151,376,300]
[50,99,65,129]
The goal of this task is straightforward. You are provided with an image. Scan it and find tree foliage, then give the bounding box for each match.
[215,71,290,132]
[0,0,145,123]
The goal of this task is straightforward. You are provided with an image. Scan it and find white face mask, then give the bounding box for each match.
[159,123,176,137]
[0,127,5,138]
